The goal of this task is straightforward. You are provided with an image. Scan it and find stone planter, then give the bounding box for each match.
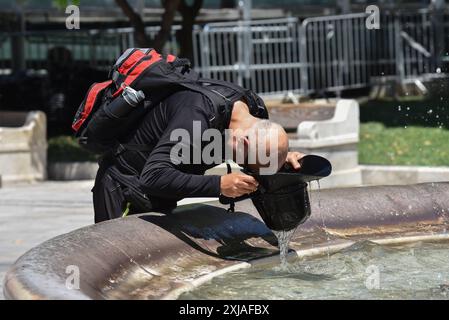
[289,99,362,188]
[47,162,98,181]
[0,111,47,183]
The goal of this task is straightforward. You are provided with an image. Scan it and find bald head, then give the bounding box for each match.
[246,120,289,174]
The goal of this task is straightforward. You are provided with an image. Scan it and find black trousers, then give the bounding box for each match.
[92,159,178,223]
[92,166,129,223]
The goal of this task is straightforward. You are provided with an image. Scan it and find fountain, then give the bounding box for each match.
[3,182,449,299]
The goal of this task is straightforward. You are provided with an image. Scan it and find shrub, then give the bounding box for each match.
[48,135,98,163]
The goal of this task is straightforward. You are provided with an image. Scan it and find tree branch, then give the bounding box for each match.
[152,0,182,52]
[177,0,203,61]
[115,0,150,47]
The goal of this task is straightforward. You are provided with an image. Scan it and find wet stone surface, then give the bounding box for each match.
[0,181,94,299]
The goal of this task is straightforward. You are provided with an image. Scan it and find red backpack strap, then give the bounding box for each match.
[112,49,162,98]
[72,80,113,132]
[110,49,186,98]
[117,50,147,75]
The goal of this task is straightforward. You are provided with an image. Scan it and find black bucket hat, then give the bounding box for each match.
[220,155,332,231]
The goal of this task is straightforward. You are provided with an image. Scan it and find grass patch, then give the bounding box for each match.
[359,122,449,166]
[48,135,98,163]
[359,96,449,166]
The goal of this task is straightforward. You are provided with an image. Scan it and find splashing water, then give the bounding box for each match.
[272,182,313,267]
[273,180,327,268]
[316,180,332,269]
[273,229,296,267]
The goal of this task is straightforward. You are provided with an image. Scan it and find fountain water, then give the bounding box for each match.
[181,240,449,300]
[273,229,296,266]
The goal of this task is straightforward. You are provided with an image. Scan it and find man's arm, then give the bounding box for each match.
[139,103,221,199]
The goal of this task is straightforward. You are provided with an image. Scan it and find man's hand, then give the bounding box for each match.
[220,173,259,198]
[285,151,306,170]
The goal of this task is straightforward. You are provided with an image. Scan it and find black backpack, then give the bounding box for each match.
[72,48,268,155]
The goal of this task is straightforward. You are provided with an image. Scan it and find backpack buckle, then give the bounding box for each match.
[115,143,126,157]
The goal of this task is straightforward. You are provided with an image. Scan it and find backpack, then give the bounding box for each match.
[72,48,268,155]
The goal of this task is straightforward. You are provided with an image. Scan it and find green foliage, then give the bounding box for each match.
[48,135,98,163]
[53,0,80,10]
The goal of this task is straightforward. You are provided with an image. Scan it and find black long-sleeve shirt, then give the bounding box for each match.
[116,89,225,201]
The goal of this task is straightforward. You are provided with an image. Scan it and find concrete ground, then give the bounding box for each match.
[0,180,95,300]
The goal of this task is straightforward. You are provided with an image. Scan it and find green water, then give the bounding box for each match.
[180,240,449,300]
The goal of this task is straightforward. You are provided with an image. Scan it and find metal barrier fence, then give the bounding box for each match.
[0,10,447,97]
[193,17,302,95]
[194,10,448,97]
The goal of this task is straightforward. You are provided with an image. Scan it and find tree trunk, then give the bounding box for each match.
[115,0,150,47]
[152,0,182,52]
[177,0,203,62]
[115,0,202,59]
